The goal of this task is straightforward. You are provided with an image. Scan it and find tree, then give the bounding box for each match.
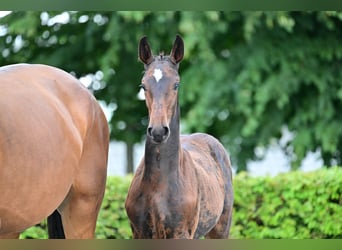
[194,12,342,169]
[1,11,342,172]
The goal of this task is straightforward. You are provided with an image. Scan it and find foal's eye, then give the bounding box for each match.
[174,83,180,90]
[139,84,146,91]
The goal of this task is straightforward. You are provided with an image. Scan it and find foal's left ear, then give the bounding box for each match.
[170,35,184,64]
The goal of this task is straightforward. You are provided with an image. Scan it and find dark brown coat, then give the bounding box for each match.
[125,36,233,239]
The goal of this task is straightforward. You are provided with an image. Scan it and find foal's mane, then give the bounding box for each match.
[155,51,174,63]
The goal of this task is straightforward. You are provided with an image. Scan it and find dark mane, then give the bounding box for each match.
[155,52,170,62]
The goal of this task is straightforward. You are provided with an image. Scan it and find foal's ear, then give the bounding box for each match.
[170,35,184,64]
[139,36,154,65]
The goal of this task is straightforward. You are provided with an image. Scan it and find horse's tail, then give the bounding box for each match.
[47,210,65,238]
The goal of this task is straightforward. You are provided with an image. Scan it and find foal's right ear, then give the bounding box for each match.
[139,36,154,65]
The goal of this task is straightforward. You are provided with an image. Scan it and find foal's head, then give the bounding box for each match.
[139,35,184,144]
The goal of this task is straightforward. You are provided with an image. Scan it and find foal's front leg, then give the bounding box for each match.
[155,215,198,239]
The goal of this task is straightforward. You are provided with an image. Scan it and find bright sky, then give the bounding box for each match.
[0,11,11,18]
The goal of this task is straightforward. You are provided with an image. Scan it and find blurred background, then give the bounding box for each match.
[1,11,341,176]
[1,11,341,239]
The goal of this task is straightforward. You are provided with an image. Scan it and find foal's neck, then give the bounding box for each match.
[143,105,181,179]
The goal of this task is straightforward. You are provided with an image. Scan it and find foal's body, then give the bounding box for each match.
[125,36,233,239]
[127,133,233,238]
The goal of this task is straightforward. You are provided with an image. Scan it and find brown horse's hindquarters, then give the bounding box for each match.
[0,64,107,237]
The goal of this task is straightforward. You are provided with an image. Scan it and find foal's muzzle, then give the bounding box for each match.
[147,126,170,143]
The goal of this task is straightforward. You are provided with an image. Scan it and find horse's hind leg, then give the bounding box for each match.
[206,153,234,239]
[58,184,106,238]
[58,120,109,238]
[205,205,233,239]
[59,154,107,238]
[205,186,234,239]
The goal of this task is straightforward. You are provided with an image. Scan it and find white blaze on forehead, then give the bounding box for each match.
[153,68,163,82]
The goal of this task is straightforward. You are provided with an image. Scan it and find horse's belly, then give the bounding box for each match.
[0,109,80,234]
[0,207,40,234]
[0,160,74,233]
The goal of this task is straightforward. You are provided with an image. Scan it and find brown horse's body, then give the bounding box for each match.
[125,36,233,239]
[0,64,109,238]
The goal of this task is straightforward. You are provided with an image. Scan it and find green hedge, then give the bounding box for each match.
[231,167,342,239]
[20,167,342,239]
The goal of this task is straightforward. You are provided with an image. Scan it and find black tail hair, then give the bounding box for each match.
[47,210,65,238]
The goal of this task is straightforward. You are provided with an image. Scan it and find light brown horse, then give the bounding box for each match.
[0,64,109,239]
[125,36,234,239]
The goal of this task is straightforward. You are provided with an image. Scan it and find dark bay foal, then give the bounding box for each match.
[125,35,233,239]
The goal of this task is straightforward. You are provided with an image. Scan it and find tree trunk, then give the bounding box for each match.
[126,141,134,174]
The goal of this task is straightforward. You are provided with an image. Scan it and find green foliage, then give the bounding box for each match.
[1,11,342,171]
[19,222,48,239]
[231,166,342,239]
[21,167,342,239]
[95,175,132,239]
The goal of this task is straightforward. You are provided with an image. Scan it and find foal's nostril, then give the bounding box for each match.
[147,127,153,136]
[147,126,170,143]
[163,126,169,137]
